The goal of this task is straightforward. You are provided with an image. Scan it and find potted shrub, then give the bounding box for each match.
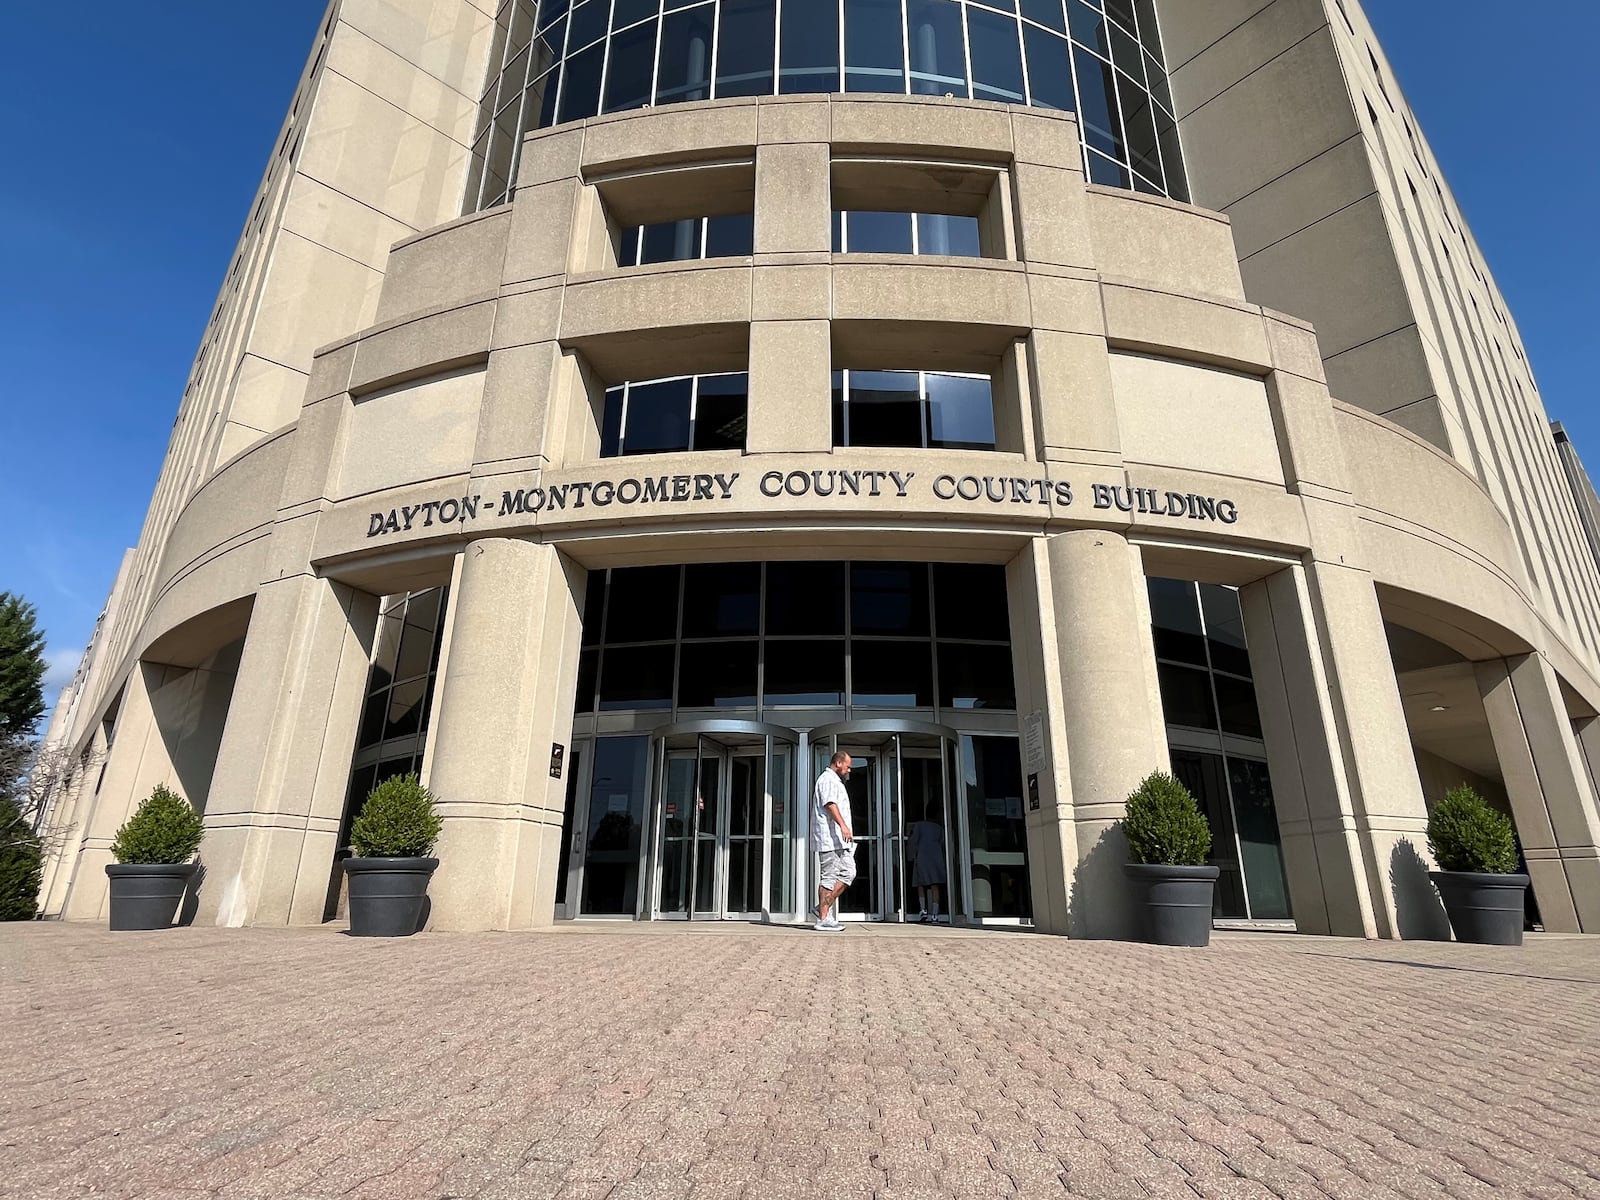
[1427,785,1528,945]
[1121,771,1219,947]
[343,774,442,937]
[105,784,204,930]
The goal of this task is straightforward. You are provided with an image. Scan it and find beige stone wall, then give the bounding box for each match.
[1159,0,1600,700]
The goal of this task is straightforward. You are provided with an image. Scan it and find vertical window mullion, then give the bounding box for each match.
[618,382,632,456]
[899,0,912,96]
[688,374,701,451]
[708,0,722,98]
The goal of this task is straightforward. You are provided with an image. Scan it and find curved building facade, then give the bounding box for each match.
[467,0,1187,210]
[35,0,1600,940]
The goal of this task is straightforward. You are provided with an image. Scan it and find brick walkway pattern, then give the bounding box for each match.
[2,923,1597,1199]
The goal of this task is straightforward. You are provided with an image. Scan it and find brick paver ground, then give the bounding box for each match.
[1,923,1597,1199]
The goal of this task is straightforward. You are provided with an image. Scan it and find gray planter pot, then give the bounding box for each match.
[1124,862,1220,947]
[1430,870,1528,946]
[105,863,197,931]
[344,857,438,937]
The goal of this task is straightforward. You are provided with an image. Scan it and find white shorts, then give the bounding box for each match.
[819,847,857,890]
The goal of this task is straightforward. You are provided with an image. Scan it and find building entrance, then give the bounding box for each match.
[811,722,960,923]
[646,722,797,920]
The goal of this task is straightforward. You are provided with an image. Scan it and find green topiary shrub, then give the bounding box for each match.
[1427,785,1518,874]
[0,797,42,920]
[111,785,204,865]
[1123,771,1212,866]
[350,774,442,858]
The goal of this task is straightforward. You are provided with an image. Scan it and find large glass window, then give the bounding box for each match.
[833,370,996,450]
[580,735,652,914]
[469,0,1187,211]
[1147,578,1290,923]
[833,211,982,258]
[576,561,1014,718]
[962,735,1031,919]
[601,373,749,456]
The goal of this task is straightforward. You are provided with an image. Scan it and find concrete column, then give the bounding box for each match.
[196,576,379,928]
[424,538,585,931]
[1240,563,1447,939]
[746,321,833,454]
[753,142,830,254]
[37,724,108,918]
[59,668,164,922]
[1042,529,1169,939]
[1477,655,1600,932]
[1006,541,1078,935]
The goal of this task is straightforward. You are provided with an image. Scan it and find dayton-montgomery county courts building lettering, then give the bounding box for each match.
[36,0,1600,939]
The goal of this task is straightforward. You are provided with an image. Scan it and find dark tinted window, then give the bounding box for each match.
[1215,675,1263,739]
[1024,22,1075,111]
[621,377,693,453]
[602,18,657,112]
[715,0,776,97]
[916,212,982,257]
[907,0,967,96]
[764,639,846,705]
[599,645,676,710]
[678,640,759,707]
[934,565,1010,640]
[694,373,748,450]
[1147,577,1205,665]
[845,0,906,93]
[766,562,846,635]
[968,8,1025,103]
[1201,584,1252,676]
[938,642,1016,709]
[705,212,754,257]
[558,41,603,122]
[845,371,923,447]
[682,563,761,638]
[657,6,714,103]
[852,640,934,707]
[850,563,930,636]
[606,565,680,642]
[779,0,838,93]
[1155,662,1214,729]
[926,374,995,449]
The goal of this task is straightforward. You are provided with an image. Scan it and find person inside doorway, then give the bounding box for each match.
[810,752,855,931]
[909,803,946,923]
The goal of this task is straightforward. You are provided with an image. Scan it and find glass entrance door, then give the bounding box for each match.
[811,722,958,923]
[647,722,799,921]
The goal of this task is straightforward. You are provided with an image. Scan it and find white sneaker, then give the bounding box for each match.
[813,916,843,931]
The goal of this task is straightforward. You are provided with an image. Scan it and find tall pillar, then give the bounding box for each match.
[1477,655,1600,932]
[196,576,379,928]
[37,723,108,918]
[1041,529,1169,939]
[59,665,169,922]
[1240,563,1447,939]
[424,537,585,931]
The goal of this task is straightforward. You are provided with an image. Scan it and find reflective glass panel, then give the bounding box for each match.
[558,40,604,121]
[580,735,651,914]
[715,0,776,97]
[907,0,968,96]
[1023,22,1075,111]
[1155,662,1215,729]
[1170,748,1245,918]
[598,645,677,709]
[851,640,934,707]
[766,562,846,635]
[926,373,996,449]
[962,735,1030,918]
[622,377,693,453]
[681,562,760,637]
[657,6,714,103]
[1214,675,1263,739]
[1228,757,1291,920]
[763,639,846,705]
[1147,577,1205,665]
[915,212,982,257]
[933,564,1010,640]
[842,211,915,254]
[845,0,906,93]
[603,18,658,111]
[1021,0,1066,33]
[845,371,922,447]
[779,0,839,93]
[694,373,748,450]
[968,8,1026,103]
[704,212,754,257]
[678,640,759,706]
[938,642,1016,709]
[606,565,680,641]
[851,562,930,636]
[1200,584,1251,676]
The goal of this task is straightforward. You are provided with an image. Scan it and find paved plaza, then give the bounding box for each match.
[1,922,1597,1199]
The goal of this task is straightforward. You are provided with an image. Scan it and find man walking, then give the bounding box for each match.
[811,752,855,931]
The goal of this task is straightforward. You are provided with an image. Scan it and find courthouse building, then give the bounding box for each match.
[37,0,1600,938]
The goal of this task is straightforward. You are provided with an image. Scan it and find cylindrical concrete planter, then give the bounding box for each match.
[105,863,197,931]
[1123,863,1220,947]
[1430,870,1529,946]
[344,857,439,937]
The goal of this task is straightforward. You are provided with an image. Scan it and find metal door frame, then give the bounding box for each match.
[808,719,959,924]
[643,720,800,921]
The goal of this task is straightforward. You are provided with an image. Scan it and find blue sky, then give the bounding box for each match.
[1,2,1597,713]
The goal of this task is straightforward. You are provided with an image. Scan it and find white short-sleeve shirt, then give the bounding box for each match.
[811,767,853,852]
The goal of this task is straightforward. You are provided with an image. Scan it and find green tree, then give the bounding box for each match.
[0,797,42,920]
[0,593,47,740]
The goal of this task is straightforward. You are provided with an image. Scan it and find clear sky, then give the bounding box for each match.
[1,2,1597,713]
